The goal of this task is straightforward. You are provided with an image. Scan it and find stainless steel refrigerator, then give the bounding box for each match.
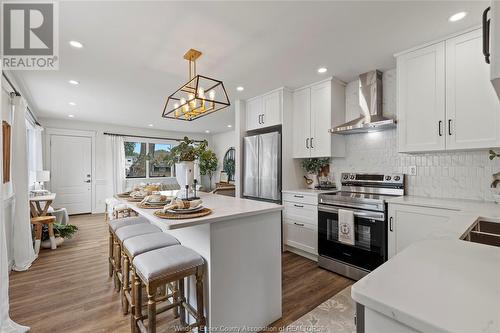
[243,130,281,203]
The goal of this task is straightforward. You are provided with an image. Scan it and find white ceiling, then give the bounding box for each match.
[12,1,488,134]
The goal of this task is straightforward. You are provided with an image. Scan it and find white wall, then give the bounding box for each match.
[210,130,236,189]
[330,69,500,201]
[40,117,210,213]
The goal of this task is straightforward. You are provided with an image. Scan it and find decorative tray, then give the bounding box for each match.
[154,208,212,220]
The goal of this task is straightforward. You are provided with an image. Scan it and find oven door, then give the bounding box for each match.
[318,205,387,271]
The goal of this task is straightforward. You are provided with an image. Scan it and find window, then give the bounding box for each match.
[124,140,174,179]
[148,143,172,177]
[125,142,146,178]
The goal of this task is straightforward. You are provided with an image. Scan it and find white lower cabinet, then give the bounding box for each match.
[387,203,456,258]
[282,191,319,259]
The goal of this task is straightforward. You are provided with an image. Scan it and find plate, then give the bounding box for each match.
[167,206,204,214]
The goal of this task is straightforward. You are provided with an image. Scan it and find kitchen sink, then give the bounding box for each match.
[465,220,500,248]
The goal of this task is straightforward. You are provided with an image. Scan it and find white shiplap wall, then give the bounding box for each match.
[330,69,500,201]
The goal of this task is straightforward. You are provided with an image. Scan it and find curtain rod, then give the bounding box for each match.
[103,132,205,143]
[2,71,41,126]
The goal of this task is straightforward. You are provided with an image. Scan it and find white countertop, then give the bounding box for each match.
[118,192,283,230]
[282,188,338,195]
[352,196,500,332]
[352,239,500,333]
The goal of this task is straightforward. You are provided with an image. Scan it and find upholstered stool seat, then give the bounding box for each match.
[115,224,161,243]
[120,233,180,314]
[131,245,206,333]
[109,216,148,231]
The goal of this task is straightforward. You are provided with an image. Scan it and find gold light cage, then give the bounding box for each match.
[162,49,231,121]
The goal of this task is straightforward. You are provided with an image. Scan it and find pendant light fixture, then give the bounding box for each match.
[162,49,230,121]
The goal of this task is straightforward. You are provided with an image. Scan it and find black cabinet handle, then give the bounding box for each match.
[483,7,491,64]
[261,114,265,124]
[389,217,394,232]
[310,137,314,149]
[294,222,305,227]
[438,121,443,137]
[448,119,452,136]
[306,138,309,149]
[294,204,304,208]
[293,195,304,198]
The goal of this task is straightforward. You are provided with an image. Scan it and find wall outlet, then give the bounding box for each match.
[409,165,417,176]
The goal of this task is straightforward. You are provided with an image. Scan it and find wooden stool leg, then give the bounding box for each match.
[108,231,113,277]
[196,267,206,332]
[122,251,130,315]
[147,285,156,333]
[178,278,186,327]
[172,281,179,318]
[114,242,122,292]
[48,223,57,250]
[34,224,42,254]
[132,271,142,333]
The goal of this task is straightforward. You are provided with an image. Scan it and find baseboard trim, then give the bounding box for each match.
[285,245,318,262]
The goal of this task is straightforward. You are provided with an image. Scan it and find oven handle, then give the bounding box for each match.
[318,205,385,221]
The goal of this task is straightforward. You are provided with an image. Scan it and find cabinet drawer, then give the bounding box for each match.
[284,221,317,254]
[283,201,317,226]
[282,192,318,205]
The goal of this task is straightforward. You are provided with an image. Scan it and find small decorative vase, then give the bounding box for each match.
[306,173,319,189]
[175,161,195,189]
[41,236,64,249]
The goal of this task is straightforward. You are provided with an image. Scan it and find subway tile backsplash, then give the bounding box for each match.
[330,129,500,201]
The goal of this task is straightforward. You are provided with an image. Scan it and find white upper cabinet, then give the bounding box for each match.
[397,42,446,152]
[397,28,500,153]
[245,90,282,131]
[446,29,500,149]
[490,1,500,98]
[292,79,345,158]
[292,88,311,158]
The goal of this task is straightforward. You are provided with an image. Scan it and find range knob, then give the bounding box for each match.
[394,176,401,181]
[350,175,355,180]
[385,175,392,181]
[343,174,349,180]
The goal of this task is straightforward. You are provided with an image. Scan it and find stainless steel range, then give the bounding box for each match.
[317,173,405,280]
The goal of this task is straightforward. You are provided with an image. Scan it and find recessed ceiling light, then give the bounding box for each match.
[69,40,83,48]
[205,130,210,133]
[227,124,232,128]
[68,114,75,118]
[449,11,467,22]
[317,67,327,74]
[148,124,153,127]
[68,102,76,106]
[236,86,244,92]
[68,80,80,85]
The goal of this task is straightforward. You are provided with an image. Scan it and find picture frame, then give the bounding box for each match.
[220,171,229,183]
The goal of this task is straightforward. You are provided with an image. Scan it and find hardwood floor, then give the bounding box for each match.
[9,214,353,332]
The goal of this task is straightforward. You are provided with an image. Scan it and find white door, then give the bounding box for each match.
[262,90,281,127]
[292,88,311,158]
[446,29,500,149]
[246,97,263,131]
[397,42,446,152]
[50,135,92,214]
[310,81,331,157]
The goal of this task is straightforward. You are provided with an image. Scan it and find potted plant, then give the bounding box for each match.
[41,223,78,249]
[165,137,208,188]
[199,149,218,191]
[301,158,330,189]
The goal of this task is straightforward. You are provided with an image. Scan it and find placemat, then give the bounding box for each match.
[153,208,212,219]
[137,202,167,209]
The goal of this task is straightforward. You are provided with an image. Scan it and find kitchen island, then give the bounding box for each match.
[117,192,283,332]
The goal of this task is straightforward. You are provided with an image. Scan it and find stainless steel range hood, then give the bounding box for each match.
[330,70,396,135]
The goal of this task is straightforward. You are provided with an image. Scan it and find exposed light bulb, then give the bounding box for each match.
[209,90,215,100]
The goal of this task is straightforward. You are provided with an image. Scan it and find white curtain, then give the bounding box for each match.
[10,95,35,271]
[107,135,126,194]
[1,93,29,331]
[26,123,43,187]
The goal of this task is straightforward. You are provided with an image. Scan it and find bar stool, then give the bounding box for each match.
[132,245,206,333]
[121,232,180,315]
[114,224,162,293]
[108,216,149,288]
[31,215,57,254]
